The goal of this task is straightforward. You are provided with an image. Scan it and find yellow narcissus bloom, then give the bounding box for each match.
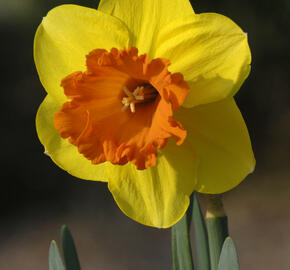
[34,0,255,228]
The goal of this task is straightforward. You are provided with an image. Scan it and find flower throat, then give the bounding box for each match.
[121,84,159,113]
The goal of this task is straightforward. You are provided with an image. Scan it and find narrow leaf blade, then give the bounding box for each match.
[49,240,65,270]
[171,213,194,270]
[192,193,210,270]
[61,225,81,270]
[217,237,239,270]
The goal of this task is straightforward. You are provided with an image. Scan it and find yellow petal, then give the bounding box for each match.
[34,4,130,104]
[107,139,198,228]
[175,98,255,194]
[36,95,108,181]
[98,0,194,56]
[155,13,251,107]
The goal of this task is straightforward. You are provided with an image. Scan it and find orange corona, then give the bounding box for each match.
[54,47,189,170]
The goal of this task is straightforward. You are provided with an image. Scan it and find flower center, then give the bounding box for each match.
[121,84,159,113]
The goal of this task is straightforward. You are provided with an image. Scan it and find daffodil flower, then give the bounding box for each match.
[34,0,255,228]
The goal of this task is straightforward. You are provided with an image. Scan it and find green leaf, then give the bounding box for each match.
[61,225,81,270]
[217,237,239,270]
[206,216,229,270]
[171,210,194,270]
[192,193,210,270]
[49,240,65,270]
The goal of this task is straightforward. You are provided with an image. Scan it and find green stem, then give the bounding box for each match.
[172,199,194,270]
[205,194,229,270]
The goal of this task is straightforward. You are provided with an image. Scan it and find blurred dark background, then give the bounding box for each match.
[0,0,289,269]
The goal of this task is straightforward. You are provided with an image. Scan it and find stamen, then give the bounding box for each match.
[135,96,144,100]
[133,86,144,101]
[121,85,157,113]
[121,103,129,112]
[130,102,136,113]
[133,86,143,96]
[123,86,132,97]
[121,85,144,113]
